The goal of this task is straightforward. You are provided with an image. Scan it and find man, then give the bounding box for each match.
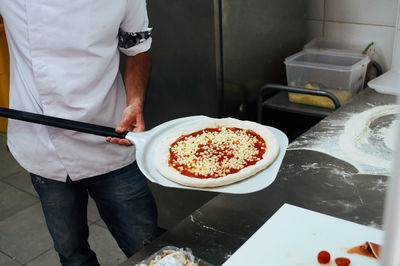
[0,1,158,265]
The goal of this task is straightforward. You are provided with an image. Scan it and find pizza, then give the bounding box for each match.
[155,118,280,188]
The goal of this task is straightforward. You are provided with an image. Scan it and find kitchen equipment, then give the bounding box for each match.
[257,83,341,123]
[222,204,383,266]
[284,49,370,108]
[0,107,288,194]
[305,38,383,84]
[143,0,306,126]
[285,50,370,93]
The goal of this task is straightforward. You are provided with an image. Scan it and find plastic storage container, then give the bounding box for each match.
[135,246,214,266]
[284,49,370,109]
[304,37,369,55]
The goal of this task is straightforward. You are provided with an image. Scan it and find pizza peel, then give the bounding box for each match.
[0,107,288,194]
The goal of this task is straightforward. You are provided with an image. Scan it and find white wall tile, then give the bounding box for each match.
[398,15,400,30]
[392,29,400,69]
[397,1,400,29]
[306,0,324,20]
[324,22,396,71]
[325,0,397,26]
[306,20,324,42]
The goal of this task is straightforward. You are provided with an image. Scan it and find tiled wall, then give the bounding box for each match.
[306,0,399,72]
[393,5,400,69]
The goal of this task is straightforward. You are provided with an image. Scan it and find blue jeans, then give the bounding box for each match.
[30,162,158,266]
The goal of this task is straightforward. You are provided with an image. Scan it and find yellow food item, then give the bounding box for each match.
[289,83,354,109]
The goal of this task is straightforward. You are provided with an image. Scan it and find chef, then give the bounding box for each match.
[0,1,158,265]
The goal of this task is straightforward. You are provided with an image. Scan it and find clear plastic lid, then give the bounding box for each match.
[304,38,368,54]
[285,50,370,71]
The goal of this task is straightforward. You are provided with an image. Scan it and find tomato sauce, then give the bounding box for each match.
[169,127,266,179]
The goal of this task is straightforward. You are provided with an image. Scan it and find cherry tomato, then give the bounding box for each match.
[317,250,331,264]
[335,257,351,266]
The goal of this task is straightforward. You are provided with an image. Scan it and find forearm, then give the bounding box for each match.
[124,51,151,109]
[107,51,151,143]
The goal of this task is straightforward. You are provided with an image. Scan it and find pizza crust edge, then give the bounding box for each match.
[154,118,280,188]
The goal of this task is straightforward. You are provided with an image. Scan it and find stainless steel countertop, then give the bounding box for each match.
[121,88,397,266]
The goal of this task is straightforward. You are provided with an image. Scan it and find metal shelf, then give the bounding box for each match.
[261,91,334,118]
[257,84,340,123]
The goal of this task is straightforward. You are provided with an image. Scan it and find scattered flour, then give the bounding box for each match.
[380,120,397,149]
[224,253,232,260]
[290,104,399,176]
[301,163,320,171]
[339,105,399,170]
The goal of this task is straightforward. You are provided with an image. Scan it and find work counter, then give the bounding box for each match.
[121,88,397,265]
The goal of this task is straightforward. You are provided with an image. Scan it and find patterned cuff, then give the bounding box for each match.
[118,28,152,49]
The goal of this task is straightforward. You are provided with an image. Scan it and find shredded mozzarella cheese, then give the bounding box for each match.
[169,127,266,178]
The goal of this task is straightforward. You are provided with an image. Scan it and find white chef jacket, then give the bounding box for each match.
[0,0,152,181]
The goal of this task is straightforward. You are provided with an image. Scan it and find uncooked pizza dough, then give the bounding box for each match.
[155,118,280,188]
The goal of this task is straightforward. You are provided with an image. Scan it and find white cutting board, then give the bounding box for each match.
[222,204,383,266]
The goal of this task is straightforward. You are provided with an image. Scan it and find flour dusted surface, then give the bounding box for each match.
[290,104,399,176]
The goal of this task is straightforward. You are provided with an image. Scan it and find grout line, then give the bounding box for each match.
[0,174,25,183]
[0,166,26,181]
[306,18,395,32]
[88,218,102,226]
[0,177,40,199]
[323,19,396,28]
[306,18,324,22]
[322,0,325,37]
[306,18,396,28]
[0,201,40,223]
[94,220,108,229]
[0,249,15,259]
[24,247,55,265]
[0,249,24,265]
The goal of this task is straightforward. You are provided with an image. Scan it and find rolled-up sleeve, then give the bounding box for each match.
[119,0,152,56]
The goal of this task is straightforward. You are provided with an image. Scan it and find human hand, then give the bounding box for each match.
[106,104,145,146]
